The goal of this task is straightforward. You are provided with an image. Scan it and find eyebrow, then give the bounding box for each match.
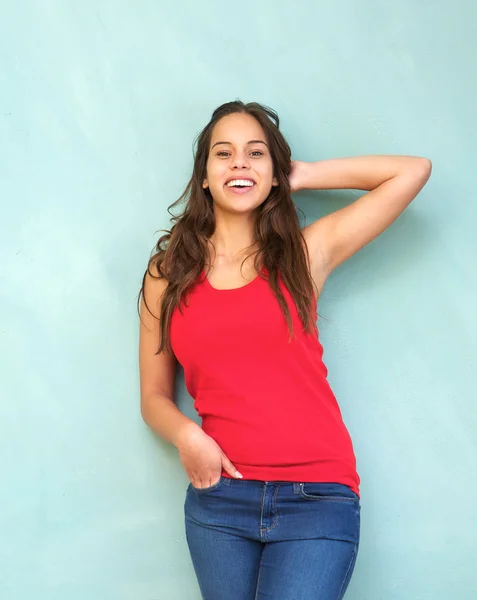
[211,139,269,149]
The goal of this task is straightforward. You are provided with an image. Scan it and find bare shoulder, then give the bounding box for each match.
[141,259,170,321]
[139,258,177,402]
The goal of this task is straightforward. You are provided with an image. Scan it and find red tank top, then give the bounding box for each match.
[170,266,360,496]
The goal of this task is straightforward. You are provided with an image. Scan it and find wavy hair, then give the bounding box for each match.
[138,100,318,354]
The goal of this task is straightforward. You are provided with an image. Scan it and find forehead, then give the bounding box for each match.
[210,113,266,144]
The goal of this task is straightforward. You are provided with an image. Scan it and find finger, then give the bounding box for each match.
[190,474,219,489]
[221,455,243,479]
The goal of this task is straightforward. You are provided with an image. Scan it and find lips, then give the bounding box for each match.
[224,176,256,185]
[226,185,255,195]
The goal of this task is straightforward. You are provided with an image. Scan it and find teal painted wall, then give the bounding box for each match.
[1,1,476,598]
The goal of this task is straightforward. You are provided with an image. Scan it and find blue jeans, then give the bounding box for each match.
[184,478,361,600]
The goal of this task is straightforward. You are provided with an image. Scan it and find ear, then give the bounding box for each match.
[272,176,279,187]
[202,179,209,189]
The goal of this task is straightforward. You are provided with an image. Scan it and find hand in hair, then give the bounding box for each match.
[288,160,307,194]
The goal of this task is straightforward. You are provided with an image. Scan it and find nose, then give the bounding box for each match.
[231,151,250,170]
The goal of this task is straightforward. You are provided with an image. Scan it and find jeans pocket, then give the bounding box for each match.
[299,482,359,504]
[191,476,224,494]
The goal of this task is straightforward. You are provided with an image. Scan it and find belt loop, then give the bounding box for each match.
[293,482,302,494]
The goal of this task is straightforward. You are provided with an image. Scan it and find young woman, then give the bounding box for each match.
[138,101,431,600]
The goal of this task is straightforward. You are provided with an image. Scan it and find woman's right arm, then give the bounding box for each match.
[139,265,242,488]
[139,268,197,446]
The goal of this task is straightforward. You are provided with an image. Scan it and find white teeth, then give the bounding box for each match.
[226,179,255,187]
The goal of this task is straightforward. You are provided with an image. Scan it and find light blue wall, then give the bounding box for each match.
[1,1,476,598]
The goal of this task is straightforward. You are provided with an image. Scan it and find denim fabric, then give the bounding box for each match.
[184,478,360,600]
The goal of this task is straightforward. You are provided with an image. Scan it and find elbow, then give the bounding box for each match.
[140,390,173,427]
[140,395,152,425]
[417,157,432,181]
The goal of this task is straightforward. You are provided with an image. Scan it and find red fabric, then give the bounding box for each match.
[170,267,360,497]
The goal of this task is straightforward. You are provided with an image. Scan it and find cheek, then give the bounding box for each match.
[206,161,225,183]
[261,159,275,179]
[205,170,225,196]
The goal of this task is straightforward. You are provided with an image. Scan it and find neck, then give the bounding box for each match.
[208,212,258,263]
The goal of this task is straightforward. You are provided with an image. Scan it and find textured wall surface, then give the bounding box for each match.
[1,1,476,598]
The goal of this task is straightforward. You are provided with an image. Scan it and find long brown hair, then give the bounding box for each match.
[139,100,318,354]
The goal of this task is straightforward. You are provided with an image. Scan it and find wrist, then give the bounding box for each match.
[173,421,202,450]
[298,160,315,190]
[290,160,310,192]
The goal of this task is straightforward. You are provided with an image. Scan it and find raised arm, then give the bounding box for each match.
[291,155,432,280]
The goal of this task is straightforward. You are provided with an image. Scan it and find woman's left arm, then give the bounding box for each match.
[291,155,432,276]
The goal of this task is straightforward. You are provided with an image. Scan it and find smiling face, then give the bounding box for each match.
[202,112,278,214]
